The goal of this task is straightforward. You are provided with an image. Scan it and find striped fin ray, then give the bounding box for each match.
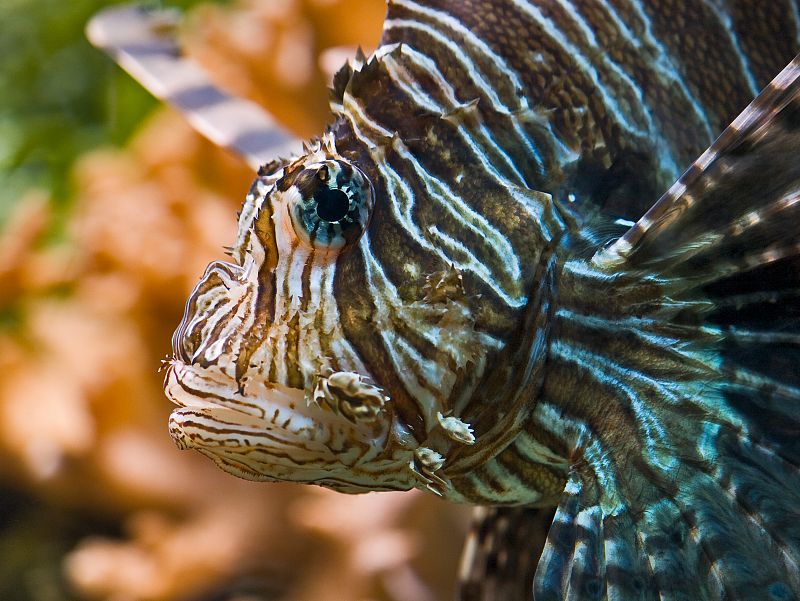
[458,506,554,601]
[531,57,800,600]
[86,5,300,169]
[592,52,800,466]
[594,54,800,271]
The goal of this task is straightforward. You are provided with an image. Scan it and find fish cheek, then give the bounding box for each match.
[333,247,427,442]
[252,198,280,318]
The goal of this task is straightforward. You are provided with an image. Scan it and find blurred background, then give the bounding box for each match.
[0,1,471,599]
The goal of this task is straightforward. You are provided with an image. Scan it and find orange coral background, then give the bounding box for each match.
[0,1,470,599]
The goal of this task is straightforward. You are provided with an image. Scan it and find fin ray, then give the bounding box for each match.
[86,5,301,169]
[458,506,552,600]
[594,54,800,272]
[542,54,800,601]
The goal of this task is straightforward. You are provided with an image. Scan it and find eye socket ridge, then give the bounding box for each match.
[288,159,373,251]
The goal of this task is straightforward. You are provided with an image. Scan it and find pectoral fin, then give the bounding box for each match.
[458,506,554,601]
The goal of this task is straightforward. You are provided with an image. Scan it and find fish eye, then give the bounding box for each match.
[314,186,350,222]
[287,159,373,251]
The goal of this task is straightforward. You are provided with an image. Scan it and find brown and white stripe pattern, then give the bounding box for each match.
[155,0,800,505]
[95,1,800,597]
[594,53,800,269]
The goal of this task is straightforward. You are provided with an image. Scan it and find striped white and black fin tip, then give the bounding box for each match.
[86,4,301,170]
[594,52,800,271]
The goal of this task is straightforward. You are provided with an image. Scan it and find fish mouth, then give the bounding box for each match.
[163,359,392,483]
[165,360,309,435]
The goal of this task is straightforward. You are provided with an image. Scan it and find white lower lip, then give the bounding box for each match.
[164,361,404,488]
[166,361,305,414]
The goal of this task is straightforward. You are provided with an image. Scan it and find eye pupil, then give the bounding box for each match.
[314,187,350,222]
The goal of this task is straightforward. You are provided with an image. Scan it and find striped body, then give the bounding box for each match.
[157,1,800,599]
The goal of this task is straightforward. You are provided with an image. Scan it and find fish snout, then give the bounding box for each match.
[171,259,253,368]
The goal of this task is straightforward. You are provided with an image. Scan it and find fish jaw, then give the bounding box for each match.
[164,360,417,492]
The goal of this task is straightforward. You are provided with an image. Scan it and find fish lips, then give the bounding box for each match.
[164,360,392,483]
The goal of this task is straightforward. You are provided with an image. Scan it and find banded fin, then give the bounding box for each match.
[594,54,800,271]
[534,56,800,600]
[86,5,300,169]
[458,507,553,601]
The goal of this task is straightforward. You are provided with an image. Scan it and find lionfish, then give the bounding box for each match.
[91,1,800,598]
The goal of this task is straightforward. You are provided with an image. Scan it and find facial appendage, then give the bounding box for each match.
[164,141,417,494]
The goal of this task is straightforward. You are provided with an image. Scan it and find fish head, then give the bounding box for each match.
[165,51,566,501]
[165,139,419,494]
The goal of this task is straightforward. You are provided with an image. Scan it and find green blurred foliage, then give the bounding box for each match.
[0,0,217,232]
